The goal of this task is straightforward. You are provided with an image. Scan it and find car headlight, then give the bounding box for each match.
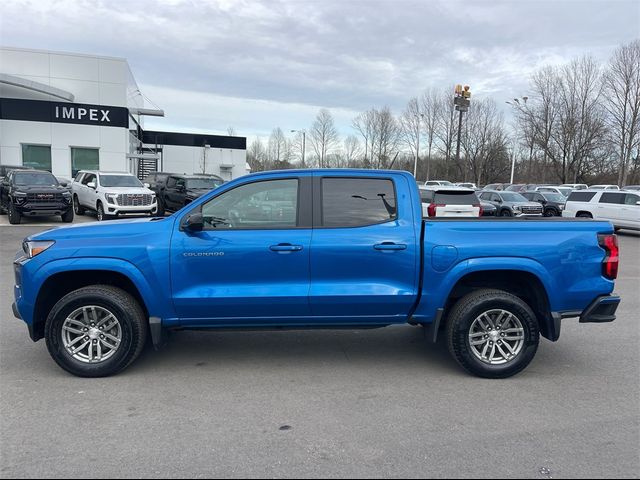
[62,191,72,203]
[560,205,565,210]
[12,192,27,205]
[105,193,118,204]
[513,205,521,211]
[22,240,55,259]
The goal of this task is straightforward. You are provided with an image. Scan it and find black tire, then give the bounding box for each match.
[96,202,109,221]
[74,195,85,215]
[500,209,512,217]
[61,208,74,223]
[577,212,593,218]
[543,208,557,217]
[156,197,165,216]
[446,288,540,379]
[8,201,21,224]
[44,285,148,377]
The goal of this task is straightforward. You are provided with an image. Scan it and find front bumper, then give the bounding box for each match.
[16,202,72,216]
[106,202,158,216]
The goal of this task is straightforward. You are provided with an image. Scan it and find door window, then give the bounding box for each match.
[321,178,397,227]
[200,179,298,229]
[624,194,640,205]
[166,177,178,188]
[599,193,625,204]
[81,174,96,186]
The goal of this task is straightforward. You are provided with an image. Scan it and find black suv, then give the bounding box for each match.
[0,170,74,224]
[522,191,566,217]
[150,173,224,215]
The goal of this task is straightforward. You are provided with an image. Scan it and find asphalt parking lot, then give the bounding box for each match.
[0,220,638,479]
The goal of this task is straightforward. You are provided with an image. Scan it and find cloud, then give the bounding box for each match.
[1,0,638,137]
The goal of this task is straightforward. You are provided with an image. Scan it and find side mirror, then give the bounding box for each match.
[87,181,96,189]
[60,181,68,187]
[636,201,640,206]
[144,182,150,188]
[183,213,204,232]
[177,184,186,192]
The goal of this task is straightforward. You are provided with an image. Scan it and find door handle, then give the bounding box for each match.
[374,242,407,251]
[269,243,303,252]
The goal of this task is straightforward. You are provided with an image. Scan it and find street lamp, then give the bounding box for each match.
[505,97,530,183]
[290,129,306,167]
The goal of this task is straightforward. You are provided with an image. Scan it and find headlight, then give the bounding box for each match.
[62,191,72,203]
[22,240,55,259]
[513,205,521,211]
[560,205,565,210]
[105,193,118,204]
[12,192,27,205]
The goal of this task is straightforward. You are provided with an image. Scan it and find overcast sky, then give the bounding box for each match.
[1,0,639,140]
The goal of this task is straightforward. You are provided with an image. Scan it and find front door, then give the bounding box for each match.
[170,176,313,325]
[309,175,419,324]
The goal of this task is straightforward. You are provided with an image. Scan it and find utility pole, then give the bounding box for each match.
[454,85,471,171]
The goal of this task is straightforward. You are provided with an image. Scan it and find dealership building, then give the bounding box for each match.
[0,47,248,181]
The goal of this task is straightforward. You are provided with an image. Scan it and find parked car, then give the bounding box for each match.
[522,191,566,217]
[424,180,454,187]
[71,170,157,221]
[563,189,640,231]
[589,185,620,190]
[454,182,478,189]
[560,183,588,190]
[482,183,511,191]
[480,200,497,216]
[152,173,224,215]
[55,176,72,192]
[12,169,619,379]
[534,186,573,197]
[418,186,482,217]
[0,169,73,224]
[0,164,31,181]
[145,171,172,190]
[478,190,543,217]
[623,185,640,191]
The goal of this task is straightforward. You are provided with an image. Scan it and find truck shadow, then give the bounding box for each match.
[132,325,461,376]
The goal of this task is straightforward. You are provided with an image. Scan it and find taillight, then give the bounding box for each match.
[427,203,445,217]
[474,203,483,217]
[598,234,619,280]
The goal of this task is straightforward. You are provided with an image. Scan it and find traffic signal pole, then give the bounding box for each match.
[453,85,471,167]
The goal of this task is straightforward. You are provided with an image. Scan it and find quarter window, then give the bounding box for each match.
[321,178,397,227]
[567,191,597,202]
[624,194,640,205]
[201,179,298,229]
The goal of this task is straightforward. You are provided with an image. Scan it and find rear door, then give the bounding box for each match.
[621,193,640,228]
[597,192,625,222]
[309,174,418,324]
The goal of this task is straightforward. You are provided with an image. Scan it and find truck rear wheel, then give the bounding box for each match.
[44,286,148,377]
[446,289,539,378]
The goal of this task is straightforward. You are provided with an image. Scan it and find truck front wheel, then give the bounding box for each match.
[44,285,148,377]
[446,289,539,379]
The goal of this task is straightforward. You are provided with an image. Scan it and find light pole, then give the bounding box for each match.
[290,130,306,167]
[454,85,471,177]
[505,97,529,184]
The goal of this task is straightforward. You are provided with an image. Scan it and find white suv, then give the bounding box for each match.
[72,171,157,221]
[563,189,640,231]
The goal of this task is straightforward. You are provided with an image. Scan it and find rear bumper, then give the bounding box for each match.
[579,295,620,323]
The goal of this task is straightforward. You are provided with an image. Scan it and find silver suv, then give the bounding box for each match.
[478,190,543,217]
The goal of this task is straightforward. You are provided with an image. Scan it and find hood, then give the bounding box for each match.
[511,201,543,208]
[101,186,154,195]
[14,185,67,193]
[30,216,172,242]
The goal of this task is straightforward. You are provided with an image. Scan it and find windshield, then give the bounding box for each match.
[543,193,566,202]
[500,192,528,202]
[14,172,59,186]
[100,175,143,188]
[187,178,223,189]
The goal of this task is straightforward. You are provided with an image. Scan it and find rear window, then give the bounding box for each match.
[567,191,597,202]
[599,192,625,204]
[322,178,397,227]
[419,189,434,202]
[433,191,479,205]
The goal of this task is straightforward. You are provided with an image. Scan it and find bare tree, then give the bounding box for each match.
[352,109,377,167]
[420,88,439,181]
[343,134,362,166]
[267,127,287,166]
[247,137,267,172]
[227,126,237,136]
[309,109,340,168]
[603,39,640,186]
[434,88,459,177]
[399,97,422,175]
[371,106,400,169]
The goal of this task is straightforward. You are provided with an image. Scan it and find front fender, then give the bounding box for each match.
[18,257,173,326]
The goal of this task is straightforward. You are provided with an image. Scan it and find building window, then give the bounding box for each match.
[21,144,52,171]
[71,147,100,176]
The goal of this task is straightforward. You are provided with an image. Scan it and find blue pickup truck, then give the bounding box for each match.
[12,169,620,378]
